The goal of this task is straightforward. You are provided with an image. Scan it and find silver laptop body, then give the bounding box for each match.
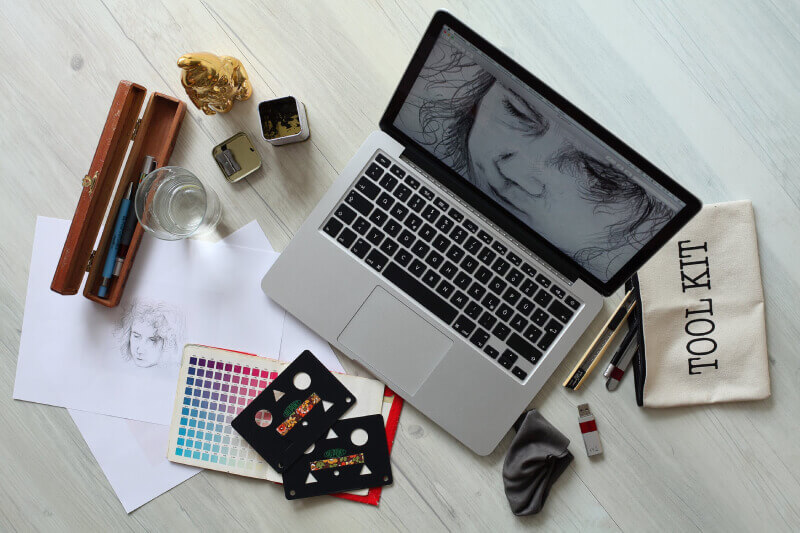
[262,12,699,455]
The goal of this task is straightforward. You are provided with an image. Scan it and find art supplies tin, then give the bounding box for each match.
[258,96,310,145]
[212,132,262,182]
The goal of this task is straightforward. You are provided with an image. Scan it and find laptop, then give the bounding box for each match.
[262,11,700,455]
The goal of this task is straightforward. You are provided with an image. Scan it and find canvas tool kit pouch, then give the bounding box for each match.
[636,200,770,407]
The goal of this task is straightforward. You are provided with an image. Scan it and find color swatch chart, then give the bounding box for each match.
[168,345,288,481]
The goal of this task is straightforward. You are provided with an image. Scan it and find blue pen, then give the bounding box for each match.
[98,182,133,298]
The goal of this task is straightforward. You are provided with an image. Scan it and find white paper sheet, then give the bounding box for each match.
[14,217,285,425]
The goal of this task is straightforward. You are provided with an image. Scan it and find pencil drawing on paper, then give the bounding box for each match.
[115,299,186,369]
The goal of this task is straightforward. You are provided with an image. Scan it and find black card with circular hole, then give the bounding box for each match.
[282,414,392,500]
[231,350,355,473]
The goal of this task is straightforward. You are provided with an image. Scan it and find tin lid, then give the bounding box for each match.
[51,80,147,295]
[212,131,262,183]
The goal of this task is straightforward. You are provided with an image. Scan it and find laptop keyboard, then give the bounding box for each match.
[320,151,583,382]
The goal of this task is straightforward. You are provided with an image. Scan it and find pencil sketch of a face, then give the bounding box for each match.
[115,299,185,368]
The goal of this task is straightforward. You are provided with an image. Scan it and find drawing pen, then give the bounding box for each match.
[98,182,133,298]
[563,290,637,390]
[603,319,638,378]
[113,156,157,276]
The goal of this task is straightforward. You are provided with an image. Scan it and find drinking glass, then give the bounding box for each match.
[134,166,221,240]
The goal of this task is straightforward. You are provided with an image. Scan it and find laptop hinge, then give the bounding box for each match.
[399,154,577,288]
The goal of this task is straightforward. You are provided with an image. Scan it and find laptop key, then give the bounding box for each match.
[461,255,479,274]
[453,315,476,337]
[448,208,464,222]
[365,249,388,272]
[453,271,471,290]
[507,333,543,364]
[492,257,510,276]
[510,314,528,333]
[380,239,399,257]
[422,270,441,288]
[378,174,398,191]
[506,268,523,286]
[550,285,566,299]
[477,230,493,244]
[463,219,479,233]
[384,219,402,237]
[435,215,454,233]
[464,301,482,319]
[507,251,522,266]
[419,223,436,242]
[468,282,486,300]
[535,274,552,288]
[421,205,440,223]
[426,251,444,269]
[478,247,496,265]
[491,241,507,255]
[432,234,451,252]
[523,324,542,344]
[488,276,507,295]
[409,259,426,277]
[419,186,434,201]
[366,163,383,179]
[470,328,490,348]
[493,323,511,341]
[549,300,575,323]
[436,280,455,299]
[405,214,423,232]
[433,198,449,211]
[475,266,492,284]
[479,311,497,329]
[532,308,548,327]
[408,194,425,212]
[334,203,357,224]
[521,263,536,277]
[353,216,370,235]
[450,227,468,244]
[351,238,371,259]
[393,183,412,202]
[395,249,413,267]
[498,349,518,369]
[520,279,537,297]
[375,154,391,167]
[482,294,500,311]
[390,203,409,221]
[322,218,343,238]
[465,236,482,254]
[545,318,564,337]
[404,174,420,189]
[511,367,528,380]
[440,261,457,279]
[398,229,415,248]
[389,164,405,178]
[534,289,553,307]
[356,177,381,200]
[345,190,372,216]
[483,345,499,359]
[446,245,465,263]
[502,287,521,305]
[366,227,384,246]
[383,263,458,324]
[565,296,581,310]
[496,304,514,321]
[450,291,468,309]
[516,297,534,316]
[337,227,357,248]
[369,208,388,227]
[411,241,430,258]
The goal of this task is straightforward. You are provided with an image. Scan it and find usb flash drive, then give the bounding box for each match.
[577,403,603,457]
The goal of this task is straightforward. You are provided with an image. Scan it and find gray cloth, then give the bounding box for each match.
[503,409,573,516]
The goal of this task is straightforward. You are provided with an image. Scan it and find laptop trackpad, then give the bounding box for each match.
[338,286,453,396]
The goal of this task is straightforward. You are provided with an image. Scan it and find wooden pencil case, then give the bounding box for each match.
[51,80,186,307]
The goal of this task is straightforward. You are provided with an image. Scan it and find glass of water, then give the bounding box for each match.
[134,166,221,240]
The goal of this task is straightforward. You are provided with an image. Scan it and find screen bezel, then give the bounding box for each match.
[379,10,701,296]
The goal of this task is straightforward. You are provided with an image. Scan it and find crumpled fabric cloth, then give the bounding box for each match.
[502,409,573,516]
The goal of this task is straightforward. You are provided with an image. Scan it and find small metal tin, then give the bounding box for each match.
[212,132,262,183]
[258,96,310,145]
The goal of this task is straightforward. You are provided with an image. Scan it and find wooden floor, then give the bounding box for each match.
[2,0,800,530]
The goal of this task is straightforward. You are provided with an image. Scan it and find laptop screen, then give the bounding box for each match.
[392,24,687,283]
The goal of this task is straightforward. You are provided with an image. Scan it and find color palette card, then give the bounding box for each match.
[167,345,384,483]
